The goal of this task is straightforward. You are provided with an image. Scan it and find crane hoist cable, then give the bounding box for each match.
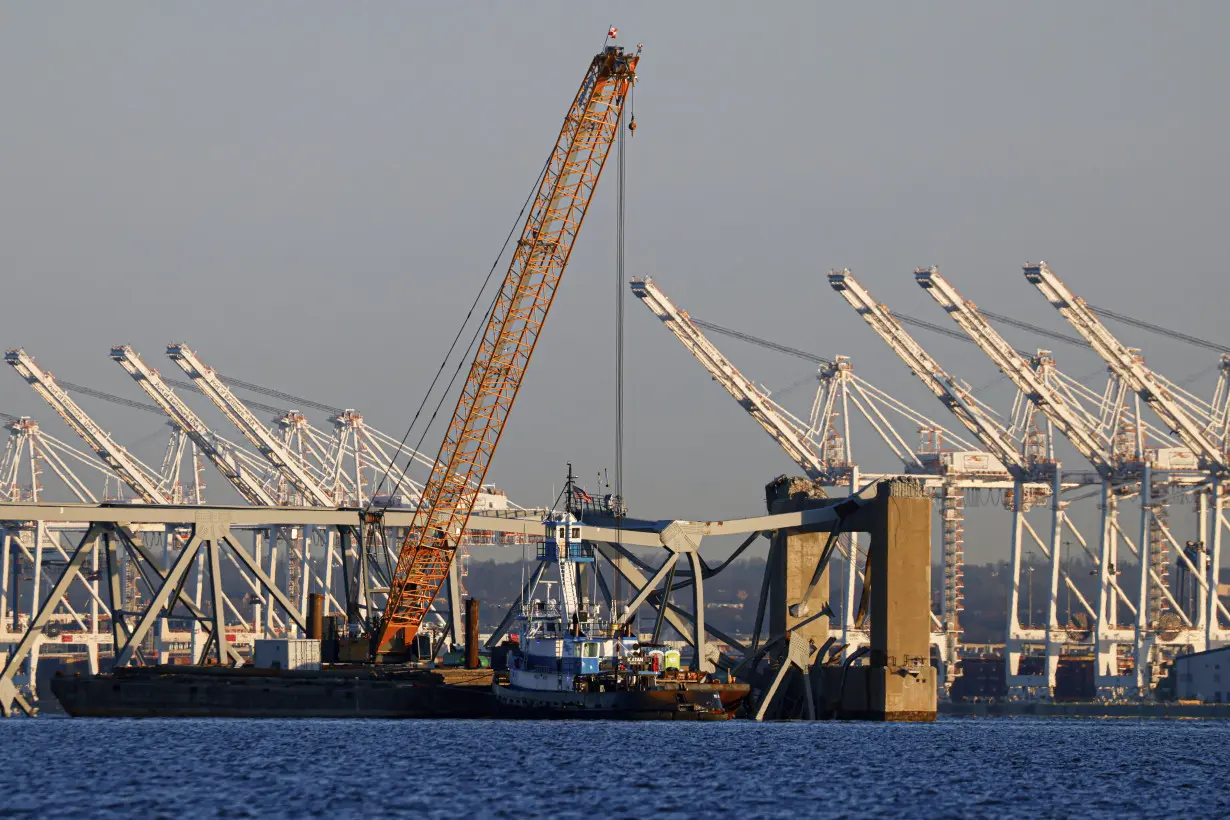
[1088,303,1228,354]
[57,381,165,416]
[614,75,630,517]
[690,318,831,365]
[214,375,343,416]
[978,309,1087,349]
[160,376,286,417]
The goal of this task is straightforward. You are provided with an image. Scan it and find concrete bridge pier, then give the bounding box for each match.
[761,476,936,721]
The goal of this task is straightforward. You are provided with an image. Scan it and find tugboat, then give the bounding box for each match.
[493,470,749,720]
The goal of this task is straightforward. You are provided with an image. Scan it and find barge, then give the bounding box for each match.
[50,664,495,718]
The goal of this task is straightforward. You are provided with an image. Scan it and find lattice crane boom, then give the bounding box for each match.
[1023,262,1228,473]
[166,344,336,507]
[914,267,1116,478]
[111,346,279,506]
[376,44,639,651]
[827,269,1026,475]
[631,277,828,480]
[4,348,169,504]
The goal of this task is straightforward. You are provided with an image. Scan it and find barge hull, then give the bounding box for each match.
[50,666,494,718]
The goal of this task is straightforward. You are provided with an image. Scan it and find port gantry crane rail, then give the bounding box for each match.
[1021,261,1230,656]
[5,349,170,505]
[915,265,1215,696]
[375,43,639,654]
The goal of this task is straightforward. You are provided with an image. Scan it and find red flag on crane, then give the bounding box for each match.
[607,26,618,39]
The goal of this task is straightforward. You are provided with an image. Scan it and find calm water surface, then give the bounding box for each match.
[2,717,1227,818]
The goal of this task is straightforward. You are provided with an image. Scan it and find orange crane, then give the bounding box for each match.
[375,43,640,654]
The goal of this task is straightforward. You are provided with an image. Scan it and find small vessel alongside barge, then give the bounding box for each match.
[492,508,748,720]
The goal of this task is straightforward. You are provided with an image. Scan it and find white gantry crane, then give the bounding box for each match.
[915,265,1213,697]
[1025,262,1228,474]
[0,414,110,503]
[828,270,1027,478]
[631,277,833,482]
[914,268,1122,480]
[5,349,170,505]
[827,268,1078,695]
[1208,355,1230,453]
[1021,262,1229,659]
[0,413,121,689]
[111,346,280,507]
[634,277,896,658]
[165,344,336,508]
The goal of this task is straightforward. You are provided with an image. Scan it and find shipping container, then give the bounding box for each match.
[254,639,321,671]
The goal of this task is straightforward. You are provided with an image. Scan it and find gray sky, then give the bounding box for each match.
[1,3,1228,560]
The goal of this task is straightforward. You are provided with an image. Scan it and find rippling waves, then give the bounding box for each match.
[2,717,1227,818]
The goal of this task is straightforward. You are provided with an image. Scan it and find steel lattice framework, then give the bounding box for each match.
[376,45,639,650]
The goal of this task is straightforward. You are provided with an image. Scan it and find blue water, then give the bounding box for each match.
[2,717,1227,818]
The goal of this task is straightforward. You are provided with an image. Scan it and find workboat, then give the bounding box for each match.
[492,500,748,720]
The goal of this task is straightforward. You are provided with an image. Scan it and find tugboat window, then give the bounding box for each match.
[583,642,600,658]
[571,528,581,539]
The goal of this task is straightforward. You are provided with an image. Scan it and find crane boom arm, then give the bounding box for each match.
[4,348,169,504]
[914,267,1115,477]
[376,45,639,650]
[826,270,1026,473]
[1023,262,1227,472]
[166,344,335,506]
[111,346,279,506]
[631,277,828,480]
